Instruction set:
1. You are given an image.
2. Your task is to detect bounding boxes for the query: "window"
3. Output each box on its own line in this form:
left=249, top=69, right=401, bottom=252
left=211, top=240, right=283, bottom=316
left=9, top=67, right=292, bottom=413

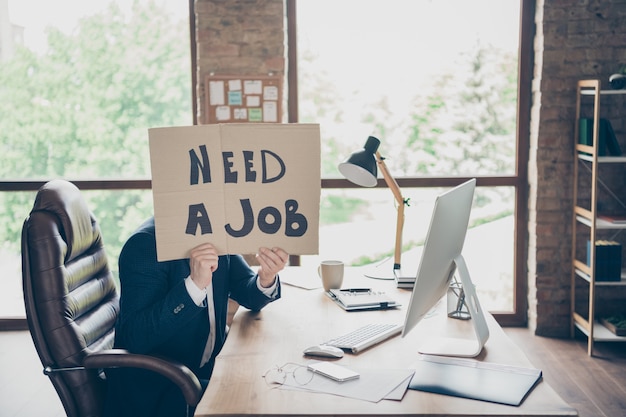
left=292, top=0, right=532, bottom=323
left=0, top=0, right=191, bottom=324
left=1, top=0, right=533, bottom=327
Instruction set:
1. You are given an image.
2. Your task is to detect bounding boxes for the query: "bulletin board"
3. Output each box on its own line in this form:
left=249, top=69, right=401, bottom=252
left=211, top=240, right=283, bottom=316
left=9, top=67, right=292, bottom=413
left=204, top=75, right=282, bottom=124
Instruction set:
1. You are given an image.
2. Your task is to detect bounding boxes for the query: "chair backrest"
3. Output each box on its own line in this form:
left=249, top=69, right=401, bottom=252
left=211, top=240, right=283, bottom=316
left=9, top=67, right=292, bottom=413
left=22, top=180, right=119, bottom=417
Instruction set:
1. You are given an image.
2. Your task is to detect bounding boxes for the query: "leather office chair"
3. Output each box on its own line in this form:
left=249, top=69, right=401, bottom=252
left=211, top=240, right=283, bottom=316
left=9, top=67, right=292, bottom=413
left=21, top=180, right=202, bottom=417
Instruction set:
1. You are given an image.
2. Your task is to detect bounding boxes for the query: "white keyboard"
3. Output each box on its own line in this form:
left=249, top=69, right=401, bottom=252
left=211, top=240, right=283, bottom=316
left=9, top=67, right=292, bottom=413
left=323, top=323, right=403, bottom=353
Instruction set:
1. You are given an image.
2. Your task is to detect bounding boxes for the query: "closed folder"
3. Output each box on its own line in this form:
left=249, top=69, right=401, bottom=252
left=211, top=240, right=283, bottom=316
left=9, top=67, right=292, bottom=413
left=408, top=355, right=542, bottom=406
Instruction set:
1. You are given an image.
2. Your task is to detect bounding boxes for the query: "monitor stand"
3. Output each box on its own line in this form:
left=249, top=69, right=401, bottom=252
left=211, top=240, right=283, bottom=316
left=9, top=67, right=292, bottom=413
left=417, top=255, right=490, bottom=358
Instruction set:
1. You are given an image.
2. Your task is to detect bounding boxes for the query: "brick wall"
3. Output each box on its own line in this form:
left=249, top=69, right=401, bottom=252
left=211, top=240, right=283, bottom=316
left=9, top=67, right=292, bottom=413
left=194, top=0, right=285, bottom=123
left=529, top=0, right=626, bottom=336
left=193, top=0, right=626, bottom=336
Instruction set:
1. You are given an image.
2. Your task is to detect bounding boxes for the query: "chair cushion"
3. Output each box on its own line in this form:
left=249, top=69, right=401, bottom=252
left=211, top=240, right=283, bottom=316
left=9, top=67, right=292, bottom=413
left=26, top=179, right=119, bottom=359
left=32, top=179, right=99, bottom=263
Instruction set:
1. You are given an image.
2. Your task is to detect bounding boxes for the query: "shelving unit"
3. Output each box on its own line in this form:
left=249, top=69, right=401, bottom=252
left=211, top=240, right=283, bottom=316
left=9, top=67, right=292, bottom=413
left=571, top=79, right=626, bottom=356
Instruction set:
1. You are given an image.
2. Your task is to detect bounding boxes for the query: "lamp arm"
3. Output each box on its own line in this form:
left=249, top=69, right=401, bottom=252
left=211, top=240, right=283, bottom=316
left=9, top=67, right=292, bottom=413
left=375, top=151, right=405, bottom=207
left=375, top=151, right=407, bottom=270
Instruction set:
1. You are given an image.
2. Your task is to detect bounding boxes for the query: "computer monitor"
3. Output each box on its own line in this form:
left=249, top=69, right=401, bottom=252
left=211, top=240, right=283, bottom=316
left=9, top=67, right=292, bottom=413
left=400, top=178, right=489, bottom=357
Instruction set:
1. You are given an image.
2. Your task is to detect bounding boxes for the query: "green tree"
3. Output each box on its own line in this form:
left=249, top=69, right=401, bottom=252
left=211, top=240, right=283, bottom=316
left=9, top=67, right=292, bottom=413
left=297, top=41, right=517, bottom=234
left=0, top=1, right=191, bottom=268
left=403, top=43, right=517, bottom=177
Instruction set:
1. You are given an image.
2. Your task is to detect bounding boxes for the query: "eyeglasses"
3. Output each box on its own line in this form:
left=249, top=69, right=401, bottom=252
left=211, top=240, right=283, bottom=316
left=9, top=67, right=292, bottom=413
left=262, top=362, right=314, bottom=388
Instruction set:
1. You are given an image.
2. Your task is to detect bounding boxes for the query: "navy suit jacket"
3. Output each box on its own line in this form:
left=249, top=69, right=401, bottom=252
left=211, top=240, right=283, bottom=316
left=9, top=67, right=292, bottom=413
left=105, top=217, right=280, bottom=417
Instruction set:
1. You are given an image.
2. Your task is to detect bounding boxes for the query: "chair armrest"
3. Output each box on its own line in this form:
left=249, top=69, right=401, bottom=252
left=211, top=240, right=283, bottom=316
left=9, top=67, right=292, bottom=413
left=83, top=349, right=202, bottom=407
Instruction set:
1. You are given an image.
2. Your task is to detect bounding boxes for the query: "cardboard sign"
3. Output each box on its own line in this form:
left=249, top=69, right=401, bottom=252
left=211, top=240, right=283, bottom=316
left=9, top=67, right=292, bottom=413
left=149, top=123, right=320, bottom=261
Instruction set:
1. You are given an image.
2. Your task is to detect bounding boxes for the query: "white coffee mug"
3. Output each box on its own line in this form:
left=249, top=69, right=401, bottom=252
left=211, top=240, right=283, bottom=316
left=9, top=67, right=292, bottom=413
left=318, top=260, right=344, bottom=292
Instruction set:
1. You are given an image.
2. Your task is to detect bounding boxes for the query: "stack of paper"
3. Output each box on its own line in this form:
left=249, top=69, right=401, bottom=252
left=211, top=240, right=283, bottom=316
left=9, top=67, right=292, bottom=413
left=280, top=364, right=415, bottom=402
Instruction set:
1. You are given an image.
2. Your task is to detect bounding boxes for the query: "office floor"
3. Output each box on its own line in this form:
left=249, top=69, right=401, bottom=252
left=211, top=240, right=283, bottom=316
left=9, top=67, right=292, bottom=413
left=504, top=327, right=626, bottom=417
left=1, top=328, right=625, bottom=417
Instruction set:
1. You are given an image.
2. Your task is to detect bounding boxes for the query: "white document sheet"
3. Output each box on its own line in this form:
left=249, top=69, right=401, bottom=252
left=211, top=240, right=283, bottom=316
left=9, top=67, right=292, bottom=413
left=278, top=266, right=322, bottom=290
left=280, top=366, right=415, bottom=403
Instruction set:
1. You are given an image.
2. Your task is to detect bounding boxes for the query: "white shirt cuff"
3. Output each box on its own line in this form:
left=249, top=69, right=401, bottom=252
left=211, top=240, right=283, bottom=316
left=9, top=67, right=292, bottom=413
left=185, top=276, right=208, bottom=306
left=256, top=275, right=279, bottom=298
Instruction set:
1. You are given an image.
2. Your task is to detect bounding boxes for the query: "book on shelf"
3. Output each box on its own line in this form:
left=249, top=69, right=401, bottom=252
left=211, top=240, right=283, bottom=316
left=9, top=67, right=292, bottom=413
left=604, top=119, right=623, bottom=156
left=598, top=214, right=626, bottom=224
left=600, top=316, right=626, bottom=336
left=578, top=118, right=622, bottom=156
left=587, top=240, right=622, bottom=282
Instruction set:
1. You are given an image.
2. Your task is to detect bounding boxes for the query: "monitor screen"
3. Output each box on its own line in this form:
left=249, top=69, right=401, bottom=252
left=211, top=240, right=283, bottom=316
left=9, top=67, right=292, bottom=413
left=400, top=178, right=489, bottom=357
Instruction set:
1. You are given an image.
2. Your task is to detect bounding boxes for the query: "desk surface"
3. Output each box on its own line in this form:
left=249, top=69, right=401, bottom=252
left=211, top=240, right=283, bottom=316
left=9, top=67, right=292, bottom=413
left=195, top=267, right=577, bottom=417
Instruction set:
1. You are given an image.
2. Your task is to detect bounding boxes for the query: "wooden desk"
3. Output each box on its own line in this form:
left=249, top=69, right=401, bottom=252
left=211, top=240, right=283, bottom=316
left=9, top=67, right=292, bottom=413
left=195, top=267, right=577, bottom=417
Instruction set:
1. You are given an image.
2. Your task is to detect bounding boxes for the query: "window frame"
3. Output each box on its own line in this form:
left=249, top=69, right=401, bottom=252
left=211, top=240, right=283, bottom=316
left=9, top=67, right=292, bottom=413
left=285, top=0, right=534, bottom=326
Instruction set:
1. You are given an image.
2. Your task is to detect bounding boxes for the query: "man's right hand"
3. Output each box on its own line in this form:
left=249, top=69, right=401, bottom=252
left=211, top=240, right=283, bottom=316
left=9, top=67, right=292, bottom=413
left=189, top=243, right=219, bottom=290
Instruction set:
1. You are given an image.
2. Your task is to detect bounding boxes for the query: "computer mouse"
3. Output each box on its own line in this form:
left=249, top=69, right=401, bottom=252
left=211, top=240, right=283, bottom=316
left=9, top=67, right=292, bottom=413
left=303, top=344, right=344, bottom=359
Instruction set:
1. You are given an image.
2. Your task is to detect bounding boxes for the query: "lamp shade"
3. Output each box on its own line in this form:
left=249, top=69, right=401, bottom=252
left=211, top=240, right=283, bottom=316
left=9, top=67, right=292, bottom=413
left=338, top=136, right=381, bottom=187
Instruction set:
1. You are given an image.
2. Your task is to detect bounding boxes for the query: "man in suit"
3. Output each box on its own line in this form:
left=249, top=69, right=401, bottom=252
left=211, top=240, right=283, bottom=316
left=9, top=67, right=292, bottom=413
left=105, top=217, right=287, bottom=417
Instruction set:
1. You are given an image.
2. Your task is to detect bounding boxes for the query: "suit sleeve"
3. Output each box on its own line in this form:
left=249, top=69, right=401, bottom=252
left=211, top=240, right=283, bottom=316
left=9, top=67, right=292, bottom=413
left=227, top=254, right=281, bottom=311
left=115, top=230, right=206, bottom=353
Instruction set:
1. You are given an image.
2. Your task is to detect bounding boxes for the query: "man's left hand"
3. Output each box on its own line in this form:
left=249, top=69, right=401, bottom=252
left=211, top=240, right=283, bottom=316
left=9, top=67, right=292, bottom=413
left=256, top=247, right=288, bottom=287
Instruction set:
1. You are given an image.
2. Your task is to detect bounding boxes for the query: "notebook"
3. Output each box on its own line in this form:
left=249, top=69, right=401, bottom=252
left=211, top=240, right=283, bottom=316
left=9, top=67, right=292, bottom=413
left=408, top=354, right=543, bottom=406
left=326, top=288, right=400, bottom=311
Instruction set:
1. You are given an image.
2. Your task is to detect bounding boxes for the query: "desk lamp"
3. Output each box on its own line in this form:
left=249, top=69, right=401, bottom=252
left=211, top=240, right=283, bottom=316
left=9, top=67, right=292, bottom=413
left=338, top=136, right=411, bottom=280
